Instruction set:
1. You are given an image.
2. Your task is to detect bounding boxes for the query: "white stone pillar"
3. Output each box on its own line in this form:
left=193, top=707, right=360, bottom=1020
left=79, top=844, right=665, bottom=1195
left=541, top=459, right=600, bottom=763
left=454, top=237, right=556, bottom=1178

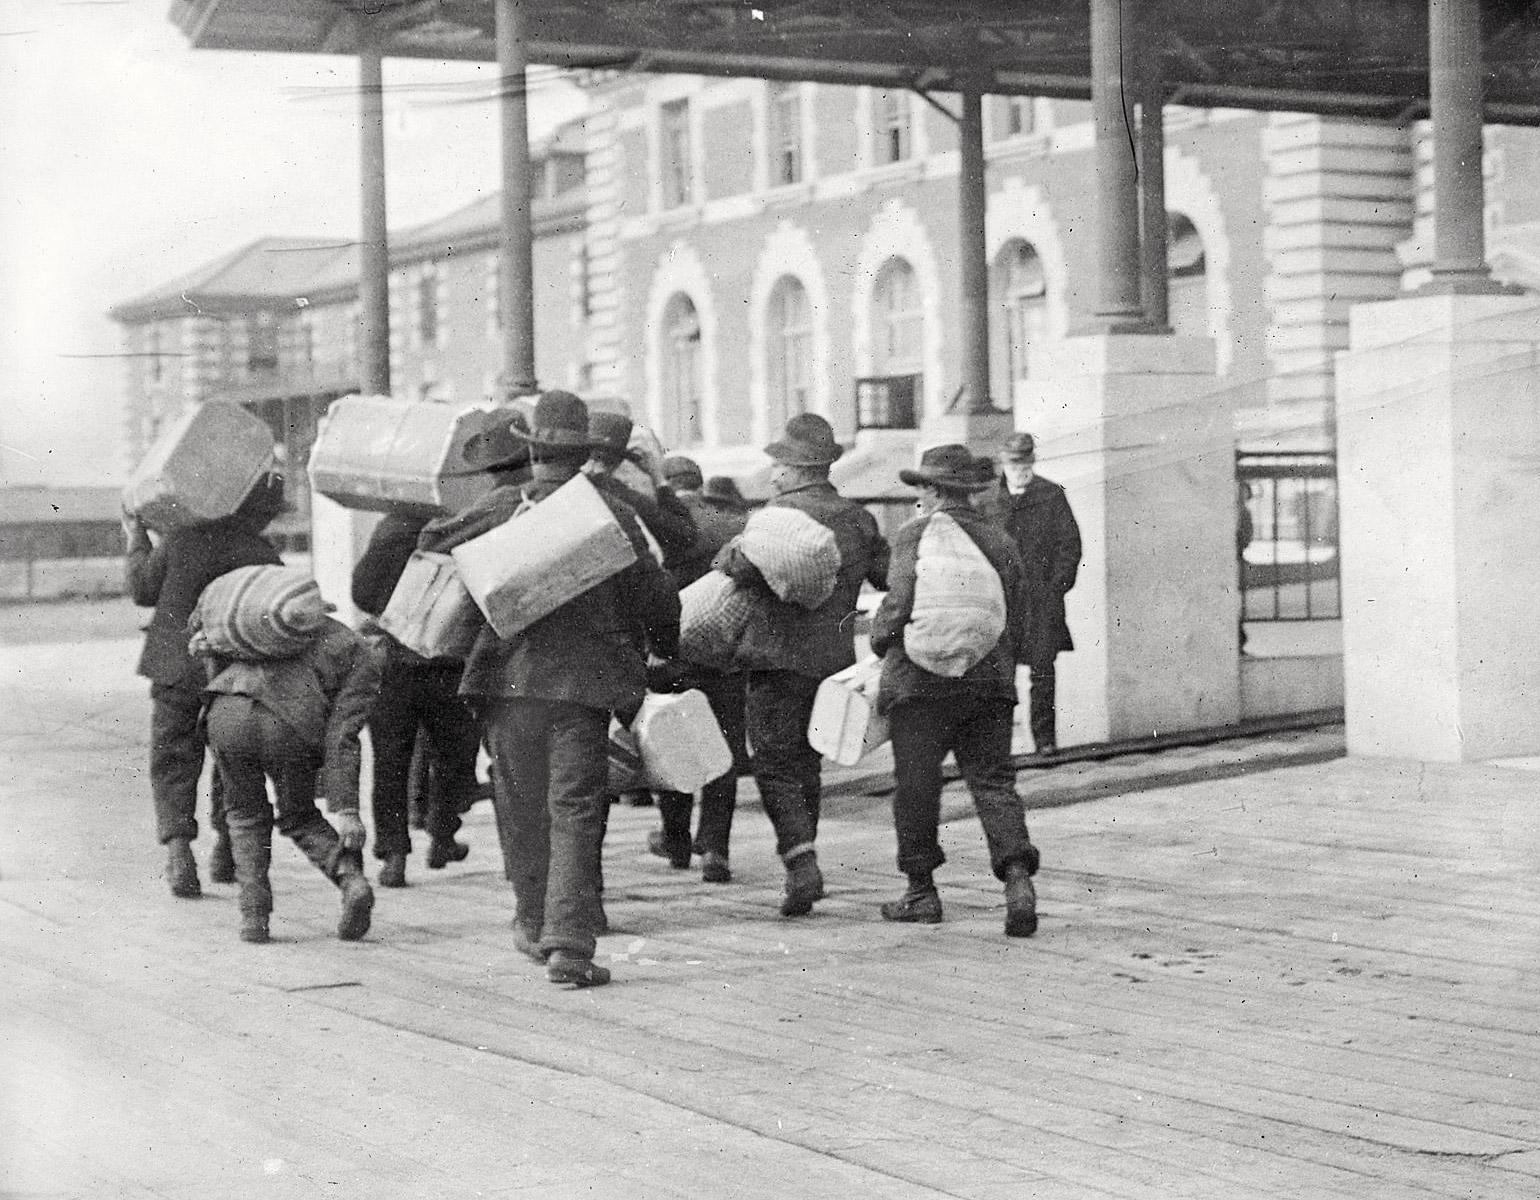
left=1016, top=334, right=1237, bottom=745
left=1334, top=293, right=1540, bottom=760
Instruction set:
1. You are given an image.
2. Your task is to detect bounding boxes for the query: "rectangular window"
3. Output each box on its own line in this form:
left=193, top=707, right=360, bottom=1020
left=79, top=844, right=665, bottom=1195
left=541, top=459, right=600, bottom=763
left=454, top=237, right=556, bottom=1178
left=661, top=99, right=693, bottom=208
left=876, top=91, right=911, bottom=164
left=1002, top=97, right=1035, bottom=138
left=770, top=82, right=803, bottom=186
left=247, top=313, right=279, bottom=375
left=855, top=374, right=920, bottom=430
left=417, top=264, right=440, bottom=348
left=1237, top=453, right=1340, bottom=622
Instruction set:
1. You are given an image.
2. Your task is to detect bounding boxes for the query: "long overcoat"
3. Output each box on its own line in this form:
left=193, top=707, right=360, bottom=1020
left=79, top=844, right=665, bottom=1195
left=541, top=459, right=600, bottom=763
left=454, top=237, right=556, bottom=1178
left=982, top=474, right=1081, bottom=665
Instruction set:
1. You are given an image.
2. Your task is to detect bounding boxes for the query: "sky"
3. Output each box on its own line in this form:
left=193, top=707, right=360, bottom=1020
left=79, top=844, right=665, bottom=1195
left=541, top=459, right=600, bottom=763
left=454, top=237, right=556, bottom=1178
left=0, top=0, right=584, bottom=488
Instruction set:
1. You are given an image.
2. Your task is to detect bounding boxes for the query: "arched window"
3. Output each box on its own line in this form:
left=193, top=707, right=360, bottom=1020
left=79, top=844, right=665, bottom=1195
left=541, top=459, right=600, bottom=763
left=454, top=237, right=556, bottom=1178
left=660, top=292, right=703, bottom=446
left=992, top=240, right=1048, bottom=402
left=872, top=257, right=922, bottom=376
left=1167, top=213, right=1208, bottom=337
left=766, top=276, right=811, bottom=430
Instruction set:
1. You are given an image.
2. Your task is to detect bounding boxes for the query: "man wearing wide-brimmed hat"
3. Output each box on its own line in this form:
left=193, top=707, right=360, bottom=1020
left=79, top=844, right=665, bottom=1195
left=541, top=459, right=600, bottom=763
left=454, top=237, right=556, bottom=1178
left=716, top=413, right=889, bottom=916
left=419, top=391, right=681, bottom=988
left=869, top=444, right=1040, bottom=936
left=349, top=414, right=531, bottom=891
left=585, top=410, right=699, bottom=571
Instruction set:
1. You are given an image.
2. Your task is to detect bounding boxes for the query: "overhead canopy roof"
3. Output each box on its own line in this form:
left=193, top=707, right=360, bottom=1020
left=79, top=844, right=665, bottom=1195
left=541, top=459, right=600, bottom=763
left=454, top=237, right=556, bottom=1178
left=173, top=0, right=1540, bottom=124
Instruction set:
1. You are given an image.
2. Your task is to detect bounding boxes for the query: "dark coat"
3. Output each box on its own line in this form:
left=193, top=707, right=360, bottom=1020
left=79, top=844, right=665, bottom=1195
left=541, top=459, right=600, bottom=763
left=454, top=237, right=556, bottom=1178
left=869, top=501, right=1026, bottom=714
left=981, top=474, right=1081, bottom=664
left=671, top=492, right=750, bottom=588
left=203, top=618, right=383, bottom=813
left=419, top=478, right=681, bottom=715
left=717, top=480, right=889, bottom=681
left=589, top=472, right=698, bottom=575
left=127, top=517, right=282, bottom=690
left=350, top=511, right=431, bottom=619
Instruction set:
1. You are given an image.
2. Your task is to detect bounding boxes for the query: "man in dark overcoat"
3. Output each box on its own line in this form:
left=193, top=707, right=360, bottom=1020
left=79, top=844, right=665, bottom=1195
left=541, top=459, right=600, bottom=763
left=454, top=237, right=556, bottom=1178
left=419, top=392, right=680, bottom=988
left=125, top=473, right=285, bottom=898
left=988, top=432, right=1081, bottom=757
left=869, top=444, right=1040, bottom=936
left=349, top=422, right=530, bottom=888
left=717, top=413, right=889, bottom=916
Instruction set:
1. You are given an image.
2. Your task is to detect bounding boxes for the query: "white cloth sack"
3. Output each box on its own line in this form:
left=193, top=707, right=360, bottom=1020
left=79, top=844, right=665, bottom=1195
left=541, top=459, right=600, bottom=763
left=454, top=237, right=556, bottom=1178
left=807, top=656, right=888, bottom=765
left=904, top=511, right=1007, bottom=678
left=678, top=571, right=755, bottom=670
left=739, top=506, right=842, bottom=609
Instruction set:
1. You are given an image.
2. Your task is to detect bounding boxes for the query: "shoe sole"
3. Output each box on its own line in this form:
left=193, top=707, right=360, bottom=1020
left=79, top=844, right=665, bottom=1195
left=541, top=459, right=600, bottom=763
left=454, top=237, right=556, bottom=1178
left=880, top=907, right=943, bottom=924
left=547, top=960, right=611, bottom=987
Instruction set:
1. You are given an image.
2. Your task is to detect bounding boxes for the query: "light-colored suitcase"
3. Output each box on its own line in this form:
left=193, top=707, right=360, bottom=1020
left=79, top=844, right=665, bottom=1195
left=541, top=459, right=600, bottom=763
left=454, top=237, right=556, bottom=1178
left=307, top=394, right=506, bottom=515
left=632, top=689, right=734, bottom=793
left=451, top=471, right=637, bottom=639
left=807, top=656, right=889, bottom=765
left=122, top=402, right=275, bottom=530
left=377, top=551, right=482, bottom=660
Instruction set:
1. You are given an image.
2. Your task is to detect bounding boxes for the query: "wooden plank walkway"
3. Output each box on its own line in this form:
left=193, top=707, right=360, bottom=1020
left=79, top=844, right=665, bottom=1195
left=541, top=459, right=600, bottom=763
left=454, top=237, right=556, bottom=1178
left=2, top=633, right=1538, bottom=1199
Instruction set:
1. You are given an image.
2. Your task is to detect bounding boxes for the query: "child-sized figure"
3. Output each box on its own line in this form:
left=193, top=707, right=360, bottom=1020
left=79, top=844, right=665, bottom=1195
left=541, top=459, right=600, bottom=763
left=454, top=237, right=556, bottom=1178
left=198, top=603, right=384, bottom=944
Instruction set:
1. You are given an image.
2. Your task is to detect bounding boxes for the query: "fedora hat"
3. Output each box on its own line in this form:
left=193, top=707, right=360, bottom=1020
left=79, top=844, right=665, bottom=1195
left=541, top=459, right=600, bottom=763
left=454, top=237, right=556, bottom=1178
left=899, top=443, right=992, bottom=492
left=662, top=454, right=703, bottom=490
left=455, top=408, right=532, bottom=475
left=507, top=390, right=593, bottom=452
left=765, top=413, right=844, bottom=467
left=589, top=410, right=635, bottom=457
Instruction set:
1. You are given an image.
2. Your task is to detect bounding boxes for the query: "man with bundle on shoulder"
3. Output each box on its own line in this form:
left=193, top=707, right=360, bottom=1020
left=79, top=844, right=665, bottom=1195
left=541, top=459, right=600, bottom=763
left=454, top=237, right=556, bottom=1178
left=869, top=444, right=1040, bottom=937
left=419, top=391, right=680, bottom=988
left=715, top=413, right=889, bottom=917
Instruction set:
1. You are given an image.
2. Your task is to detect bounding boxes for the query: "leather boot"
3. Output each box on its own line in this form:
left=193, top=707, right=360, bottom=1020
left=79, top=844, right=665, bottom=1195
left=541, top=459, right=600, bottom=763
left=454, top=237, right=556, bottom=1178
left=426, top=838, right=469, bottom=869
left=646, top=829, right=693, bottom=869
left=511, top=917, right=546, bottom=964
left=336, top=856, right=375, bottom=942
left=880, top=879, right=943, bottom=924
left=165, top=838, right=201, bottom=898
left=547, top=950, right=611, bottom=988
left=229, top=824, right=273, bottom=943
left=1004, top=862, right=1038, bottom=938
left=780, top=851, right=824, bottom=917
left=700, top=851, right=731, bottom=884
left=208, top=834, right=236, bottom=885
left=378, top=851, right=408, bottom=888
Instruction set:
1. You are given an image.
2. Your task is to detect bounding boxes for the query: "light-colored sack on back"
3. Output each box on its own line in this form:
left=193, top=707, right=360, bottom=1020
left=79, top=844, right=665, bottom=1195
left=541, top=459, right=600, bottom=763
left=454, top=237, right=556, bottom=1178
left=189, top=565, right=332, bottom=662
left=738, top=506, right=842, bottom=609
left=904, top=511, right=1007, bottom=678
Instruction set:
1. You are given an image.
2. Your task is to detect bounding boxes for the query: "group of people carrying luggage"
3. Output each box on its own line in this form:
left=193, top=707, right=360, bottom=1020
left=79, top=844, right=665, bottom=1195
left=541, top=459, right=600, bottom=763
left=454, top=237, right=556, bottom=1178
left=126, top=390, right=1082, bottom=988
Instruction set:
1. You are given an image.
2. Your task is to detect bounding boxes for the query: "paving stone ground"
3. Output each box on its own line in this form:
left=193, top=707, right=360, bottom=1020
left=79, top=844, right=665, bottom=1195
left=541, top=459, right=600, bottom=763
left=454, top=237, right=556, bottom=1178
left=3, top=615, right=1538, bottom=1199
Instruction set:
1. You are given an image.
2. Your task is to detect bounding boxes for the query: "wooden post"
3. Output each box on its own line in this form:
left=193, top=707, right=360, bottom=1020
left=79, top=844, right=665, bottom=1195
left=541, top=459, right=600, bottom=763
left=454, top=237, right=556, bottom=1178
left=357, top=20, right=391, bottom=395
left=1138, top=30, right=1171, bottom=332
left=496, top=0, right=538, bottom=395
left=958, top=87, right=992, bottom=411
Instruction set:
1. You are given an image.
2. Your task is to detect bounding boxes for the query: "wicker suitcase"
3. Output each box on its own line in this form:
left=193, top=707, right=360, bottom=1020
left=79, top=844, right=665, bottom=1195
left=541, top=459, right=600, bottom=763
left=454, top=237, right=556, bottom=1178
left=451, top=472, right=637, bottom=639
left=377, top=551, right=481, bottom=661
left=807, top=656, right=888, bottom=765
left=307, top=394, right=507, bottom=515
left=122, top=402, right=275, bottom=530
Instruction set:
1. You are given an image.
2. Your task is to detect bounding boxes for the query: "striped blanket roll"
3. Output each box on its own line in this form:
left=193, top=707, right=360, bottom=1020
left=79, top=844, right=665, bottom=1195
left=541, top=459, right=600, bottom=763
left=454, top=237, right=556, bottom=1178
left=189, top=565, right=333, bottom=661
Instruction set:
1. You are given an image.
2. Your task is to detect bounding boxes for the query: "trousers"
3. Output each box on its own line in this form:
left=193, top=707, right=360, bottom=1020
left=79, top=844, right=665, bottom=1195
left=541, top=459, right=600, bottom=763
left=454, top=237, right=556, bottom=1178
left=744, top=669, right=823, bottom=862
left=483, top=698, right=609, bottom=959
left=656, top=669, right=748, bottom=858
left=149, top=682, right=226, bottom=845
left=368, top=657, right=480, bottom=858
left=1025, top=657, right=1057, bottom=749
left=888, top=693, right=1037, bottom=883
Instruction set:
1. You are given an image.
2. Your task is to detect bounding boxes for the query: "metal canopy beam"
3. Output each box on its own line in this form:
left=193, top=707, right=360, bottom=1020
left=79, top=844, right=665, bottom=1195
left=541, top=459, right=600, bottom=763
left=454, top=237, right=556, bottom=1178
left=170, top=0, right=1540, bottom=126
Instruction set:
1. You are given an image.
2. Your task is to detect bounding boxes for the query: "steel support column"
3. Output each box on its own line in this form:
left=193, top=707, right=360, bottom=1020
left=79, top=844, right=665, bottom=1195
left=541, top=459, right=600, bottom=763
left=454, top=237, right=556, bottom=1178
left=1138, top=38, right=1171, bottom=332
left=1424, top=0, right=1504, bottom=292
left=357, top=21, right=390, bottom=395
left=1084, top=0, right=1147, bottom=331
left=496, top=0, right=538, bottom=395
left=958, top=88, right=992, bottom=411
